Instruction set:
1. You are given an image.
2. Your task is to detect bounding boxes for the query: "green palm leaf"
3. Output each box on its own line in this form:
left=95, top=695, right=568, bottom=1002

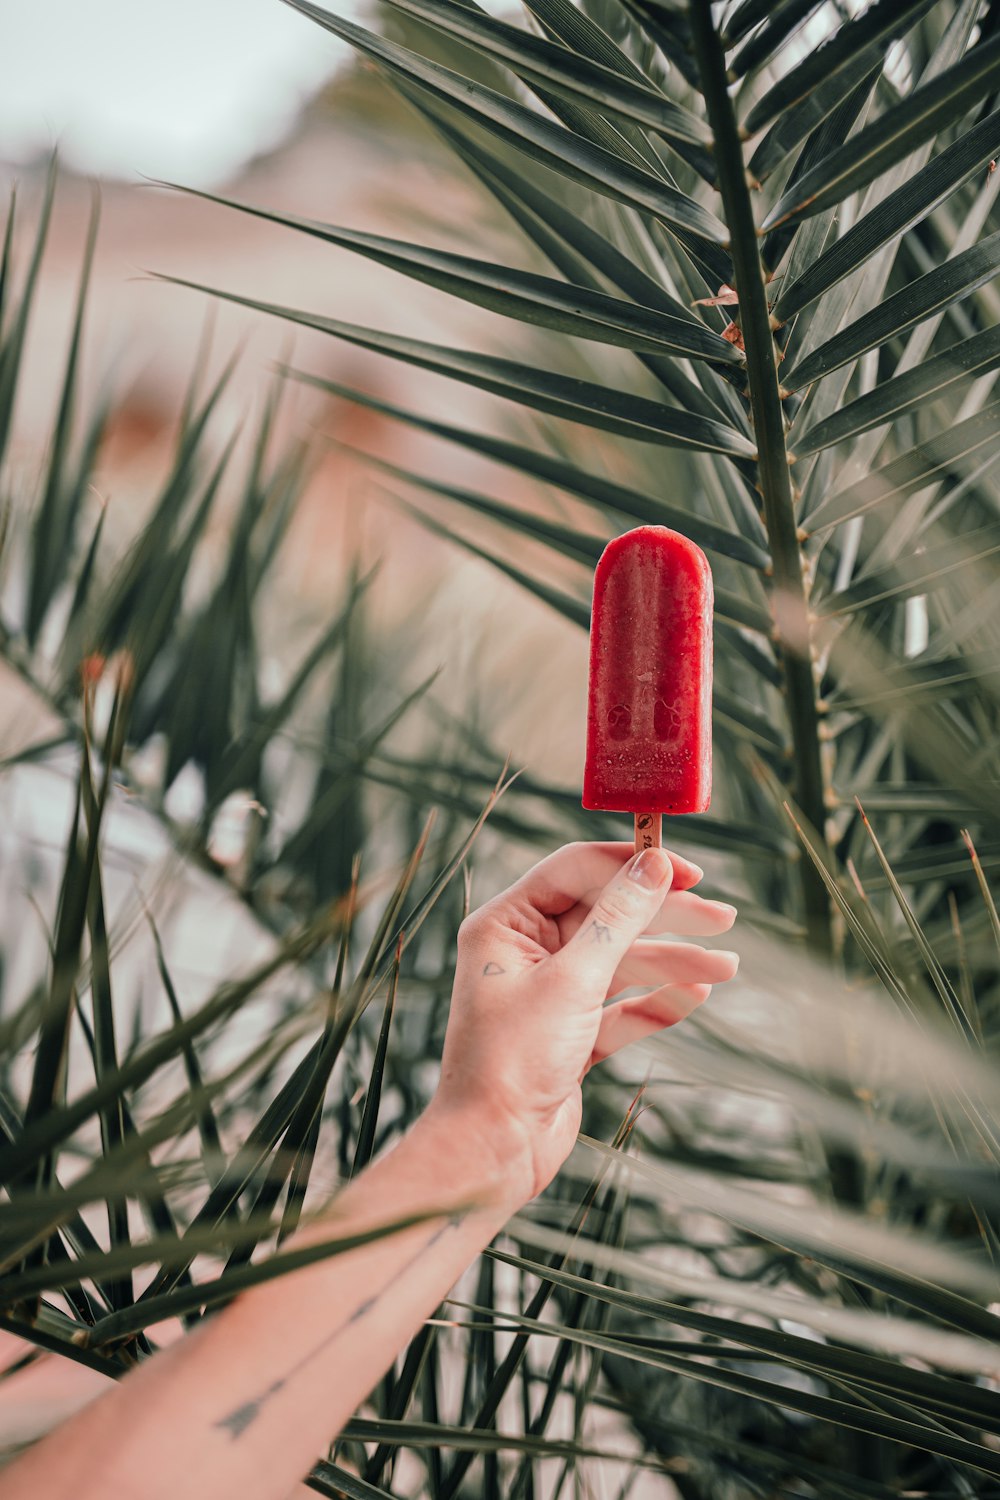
left=819, top=520, right=1000, bottom=616
left=157, top=274, right=755, bottom=456
left=280, top=0, right=729, bottom=248
left=774, top=102, right=1000, bottom=319
left=804, top=398, right=1000, bottom=529
left=764, top=32, right=1000, bottom=231
left=379, top=0, right=712, bottom=151
left=0, top=159, right=55, bottom=475
left=793, top=323, right=1000, bottom=453
left=292, top=370, right=768, bottom=566
left=157, top=183, right=741, bottom=366
left=784, top=227, right=1000, bottom=388
left=745, top=0, right=954, bottom=136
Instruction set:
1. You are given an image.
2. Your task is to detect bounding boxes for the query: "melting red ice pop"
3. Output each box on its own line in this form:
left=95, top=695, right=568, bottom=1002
left=583, top=526, right=713, bottom=853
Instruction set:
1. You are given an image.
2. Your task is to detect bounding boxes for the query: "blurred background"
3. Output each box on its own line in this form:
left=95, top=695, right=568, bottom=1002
left=1, top=0, right=590, bottom=788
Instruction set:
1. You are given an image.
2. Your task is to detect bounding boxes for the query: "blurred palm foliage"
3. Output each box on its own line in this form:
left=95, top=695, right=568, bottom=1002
left=4, top=0, right=1000, bottom=1493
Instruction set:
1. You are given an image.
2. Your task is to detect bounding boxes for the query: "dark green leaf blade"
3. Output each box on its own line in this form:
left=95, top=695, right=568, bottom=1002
left=759, top=69, right=882, bottom=276
left=26, top=194, right=100, bottom=647
left=721, top=0, right=775, bottom=47
left=491, top=1247, right=1000, bottom=1421
left=395, top=490, right=772, bottom=634
left=419, top=103, right=706, bottom=323
left=431, top=1301, right=1000, bottom=1478
left=774, top=103, right=1000, bottom=319
left=339, top=443, right=772, bottom=596
left=404, top=94, right=740, bottom=418
left=818, top=520, right=1000, bottom=616
left=378, top=0, right=712, bottom=149
left=351, top=943, right=401, bottom=1178
left=156, top=274, right=756, bottom=458
left=784, top=227, right=1000, bottom=389
left=0, top=158, right=56, bottom=475
left=792, top=324, right=1000, bottom=454
left=0, top=920, right=329, bottom=1188
left=749, top=47, right=885, bottom=186
left=746, top=0, right=956, bottom=137
left=512, top=0, right=713, bottom=182
left=763, top=32, right=1000, bottom=232
left=149, top=919, right=227, bottom=1167
left=280, top=0, right=729, bottom=246
left=295, top=372, right=768, bottom=566
left=617, top=0, right=699, bottom=90
left=803, top=397, right=1000, bottom=530
left=308, top=1462, right=400, bottom=1500
left=729, top=0, right=826, bottom=81
left=155, top=183, right=741, bottom=367
left=78, top=817, right=132, bottom=1310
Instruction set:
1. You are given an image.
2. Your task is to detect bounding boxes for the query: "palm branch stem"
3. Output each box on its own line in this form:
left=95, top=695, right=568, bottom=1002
left=687, top=2, right=832, bottom=953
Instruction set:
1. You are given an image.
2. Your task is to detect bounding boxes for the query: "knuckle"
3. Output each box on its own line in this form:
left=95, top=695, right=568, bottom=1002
left=591, top=886, right=638, bottom=928
left=458, top=900, right=494, bottom=948
left=559, top=839, right=594, bottom=871
left=457, top=910, right=486, bottom=949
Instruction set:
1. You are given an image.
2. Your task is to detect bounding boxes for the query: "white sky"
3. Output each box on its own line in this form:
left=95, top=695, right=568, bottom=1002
left=0, top=0, right=347, bottom=185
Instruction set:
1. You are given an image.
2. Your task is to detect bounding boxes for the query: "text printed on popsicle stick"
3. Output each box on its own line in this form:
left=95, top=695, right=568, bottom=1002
left=634, top=813, right=662, bottom=853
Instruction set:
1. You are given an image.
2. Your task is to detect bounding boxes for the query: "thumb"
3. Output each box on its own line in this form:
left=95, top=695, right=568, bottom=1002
left=556, top=847, right=673, bottom=989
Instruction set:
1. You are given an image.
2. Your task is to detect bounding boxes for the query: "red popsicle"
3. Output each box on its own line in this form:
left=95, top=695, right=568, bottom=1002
left=583, top=526, right=712, bottom=852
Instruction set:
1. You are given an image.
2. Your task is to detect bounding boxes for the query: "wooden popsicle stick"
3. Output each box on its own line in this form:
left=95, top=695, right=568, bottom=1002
left=634, top=813, right=662, bottom=854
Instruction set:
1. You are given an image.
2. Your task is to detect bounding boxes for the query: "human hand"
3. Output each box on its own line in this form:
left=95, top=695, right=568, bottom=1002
left=429, top=841, right=739, bottom=1209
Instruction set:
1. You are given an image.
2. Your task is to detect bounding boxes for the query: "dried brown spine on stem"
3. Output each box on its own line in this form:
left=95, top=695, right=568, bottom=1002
left=634, top=813, right=662, bottom=854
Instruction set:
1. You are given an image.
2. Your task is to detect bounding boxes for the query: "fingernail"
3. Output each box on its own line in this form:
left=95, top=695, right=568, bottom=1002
left=714, top=902, right=738, bottom=920
left=717, top=949, right=740, bottom=972
left=628, top=848, right=672, bottom=890
left=688, top=862, right=705, bottom=881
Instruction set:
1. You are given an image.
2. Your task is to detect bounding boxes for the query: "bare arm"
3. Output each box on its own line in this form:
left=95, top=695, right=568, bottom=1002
left=0, top=843, right=737, bottom=1500
left=2, top=1107, right=516, bottom=1500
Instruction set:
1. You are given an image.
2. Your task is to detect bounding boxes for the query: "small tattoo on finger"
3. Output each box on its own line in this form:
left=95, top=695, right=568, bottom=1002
left=590, top=922, right=612, bottom=944
left=482, top=961, right=505, bottom=976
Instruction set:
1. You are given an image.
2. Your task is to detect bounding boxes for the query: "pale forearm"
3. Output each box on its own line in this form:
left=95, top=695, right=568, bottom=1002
left=1, top=1106, right=520, bottom=1500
